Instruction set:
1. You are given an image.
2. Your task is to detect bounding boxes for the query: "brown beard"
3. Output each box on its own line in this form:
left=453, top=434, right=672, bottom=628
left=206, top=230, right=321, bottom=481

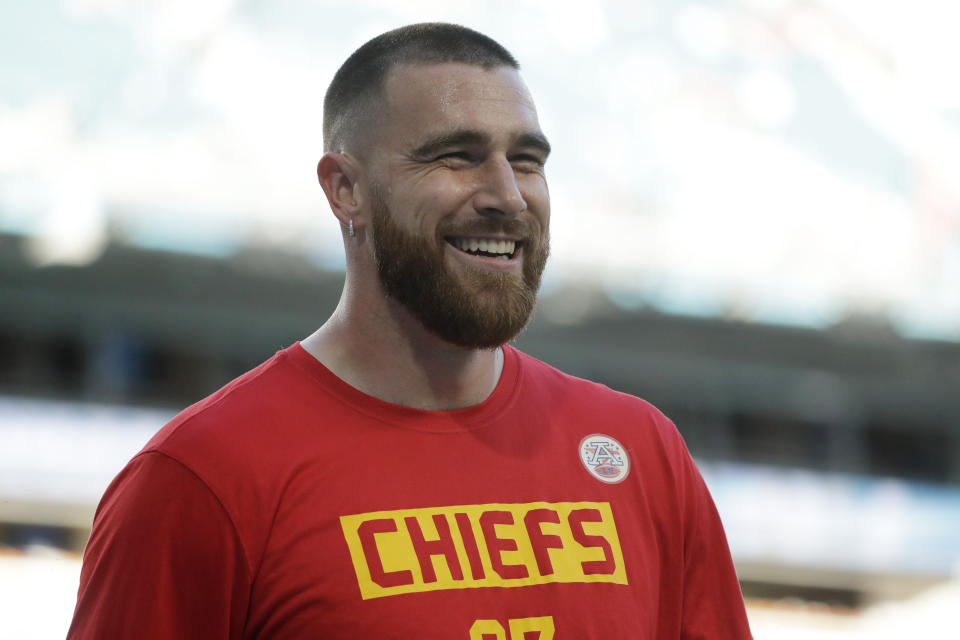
left=370, top=187, right=549, bottom=349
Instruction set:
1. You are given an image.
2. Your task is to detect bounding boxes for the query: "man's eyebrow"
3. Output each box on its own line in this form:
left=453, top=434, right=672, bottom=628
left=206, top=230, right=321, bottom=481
left=516, top=132, right=551, bottom=158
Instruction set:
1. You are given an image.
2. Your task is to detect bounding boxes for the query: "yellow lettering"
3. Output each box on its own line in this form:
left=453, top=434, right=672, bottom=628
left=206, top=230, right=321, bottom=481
left=470, top=619, right=507, bottom=640
left=340, top=502, right=626, bottom=600
left=469, top=616, right=556, bottom=639
left=509, top=616, right=555, bottom=639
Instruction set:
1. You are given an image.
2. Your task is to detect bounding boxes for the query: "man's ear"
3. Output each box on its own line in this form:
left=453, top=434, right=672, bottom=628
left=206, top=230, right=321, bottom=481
left=317, top=152, right=364, bottom=230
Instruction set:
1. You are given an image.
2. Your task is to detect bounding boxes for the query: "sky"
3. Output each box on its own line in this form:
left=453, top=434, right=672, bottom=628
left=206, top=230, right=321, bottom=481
left=2, top=0, right=959, bottom=339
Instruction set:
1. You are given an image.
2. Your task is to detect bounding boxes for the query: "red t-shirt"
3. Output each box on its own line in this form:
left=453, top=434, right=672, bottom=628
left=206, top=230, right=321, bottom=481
left=68, top=343, right=752, bottom=639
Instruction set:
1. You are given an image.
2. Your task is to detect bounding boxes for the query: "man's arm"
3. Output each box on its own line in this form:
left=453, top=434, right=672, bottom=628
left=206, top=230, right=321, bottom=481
left=68, top=451, right=251, bottom=639
left=679, top=449, right=753, bottom=640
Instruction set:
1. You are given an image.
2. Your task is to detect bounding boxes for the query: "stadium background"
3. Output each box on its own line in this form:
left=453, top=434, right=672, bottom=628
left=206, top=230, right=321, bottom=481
left=1, top=0, right=958, bottom=636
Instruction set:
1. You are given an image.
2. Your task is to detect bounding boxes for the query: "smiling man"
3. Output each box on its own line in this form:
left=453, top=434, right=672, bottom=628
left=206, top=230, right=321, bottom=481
left=68, top=24, right=752, bottom=639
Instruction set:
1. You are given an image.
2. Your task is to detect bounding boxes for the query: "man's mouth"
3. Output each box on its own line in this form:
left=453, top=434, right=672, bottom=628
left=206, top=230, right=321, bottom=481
left=446, top=237, right=521, bottom=260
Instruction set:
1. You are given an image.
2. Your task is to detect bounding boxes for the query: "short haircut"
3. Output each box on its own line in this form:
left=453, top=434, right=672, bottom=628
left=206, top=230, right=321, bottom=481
left=323, top=23, right=520, bottom=153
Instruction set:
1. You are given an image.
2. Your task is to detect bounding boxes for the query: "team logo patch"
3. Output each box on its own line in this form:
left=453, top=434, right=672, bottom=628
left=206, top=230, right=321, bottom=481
left=579, top=434, right=630, bottom=484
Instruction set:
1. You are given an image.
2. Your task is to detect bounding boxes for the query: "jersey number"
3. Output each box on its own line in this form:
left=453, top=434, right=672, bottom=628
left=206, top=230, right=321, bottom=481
left=469, top=616, right=555, bottom=639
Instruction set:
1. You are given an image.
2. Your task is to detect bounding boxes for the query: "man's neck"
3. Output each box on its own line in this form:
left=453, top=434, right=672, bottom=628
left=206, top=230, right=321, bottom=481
left=300, top=300, right=505, bottom=411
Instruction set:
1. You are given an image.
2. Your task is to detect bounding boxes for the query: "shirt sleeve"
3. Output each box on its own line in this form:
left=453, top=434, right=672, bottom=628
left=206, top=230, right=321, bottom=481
left=678, top=447, right=753, bottom=640
left=67, top=451, right=252, bottom=640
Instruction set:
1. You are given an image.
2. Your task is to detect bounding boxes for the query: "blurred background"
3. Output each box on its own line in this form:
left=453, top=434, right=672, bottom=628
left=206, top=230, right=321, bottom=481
left=1, top=0, right=959, bottom=637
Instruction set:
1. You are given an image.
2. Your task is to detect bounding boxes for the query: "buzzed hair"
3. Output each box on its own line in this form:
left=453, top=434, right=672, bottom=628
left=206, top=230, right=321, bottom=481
left=323, top=23, right=520, bottom=153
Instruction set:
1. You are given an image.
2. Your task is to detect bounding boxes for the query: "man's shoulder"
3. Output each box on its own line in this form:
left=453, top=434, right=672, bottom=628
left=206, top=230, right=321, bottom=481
left=91, top=347, right=317, bottom=588
left=511, top=345, right=691, bottom=471
left=512, top=346, right=666, bottom=417
left=141, top=344, right=321, bottom=467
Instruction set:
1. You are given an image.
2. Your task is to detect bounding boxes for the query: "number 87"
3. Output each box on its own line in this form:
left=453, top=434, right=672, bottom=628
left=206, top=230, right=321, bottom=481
left=469, top=616, right=555, bottom=639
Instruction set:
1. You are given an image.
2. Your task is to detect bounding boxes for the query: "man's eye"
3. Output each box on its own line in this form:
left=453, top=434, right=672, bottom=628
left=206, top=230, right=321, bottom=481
left=511, top=154, right=546, bottom=170
left=436, top=151, right=473, bottom=163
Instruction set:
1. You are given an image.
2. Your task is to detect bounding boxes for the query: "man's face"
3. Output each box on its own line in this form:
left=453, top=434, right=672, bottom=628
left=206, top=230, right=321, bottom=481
left=365, top=63, right=551, bottom=349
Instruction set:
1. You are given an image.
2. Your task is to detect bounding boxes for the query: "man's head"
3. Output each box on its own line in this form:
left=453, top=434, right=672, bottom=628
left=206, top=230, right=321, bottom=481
left=320, top=24, right=551, bottom=349
left=323, top=23, right=519, bottom=156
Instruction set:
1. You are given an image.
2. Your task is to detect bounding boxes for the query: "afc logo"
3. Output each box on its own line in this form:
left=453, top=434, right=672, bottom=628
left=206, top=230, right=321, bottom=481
left=579, top=434, right=630, bottom=484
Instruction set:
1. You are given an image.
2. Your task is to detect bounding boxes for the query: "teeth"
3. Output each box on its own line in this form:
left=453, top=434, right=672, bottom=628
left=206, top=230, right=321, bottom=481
left=453, top=238, right=516, bottom=256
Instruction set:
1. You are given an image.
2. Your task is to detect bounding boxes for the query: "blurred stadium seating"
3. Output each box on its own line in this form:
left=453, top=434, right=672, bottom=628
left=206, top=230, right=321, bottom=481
left=2, top=232, right=958, bottom=614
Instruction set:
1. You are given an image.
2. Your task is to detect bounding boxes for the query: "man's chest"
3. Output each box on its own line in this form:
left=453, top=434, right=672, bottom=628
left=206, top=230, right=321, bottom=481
left=239, top=432, right=677, bottom=639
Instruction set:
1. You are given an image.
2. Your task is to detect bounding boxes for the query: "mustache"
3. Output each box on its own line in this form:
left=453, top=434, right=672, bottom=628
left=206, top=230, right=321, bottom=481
left=437, top=217, right=542, bottom=240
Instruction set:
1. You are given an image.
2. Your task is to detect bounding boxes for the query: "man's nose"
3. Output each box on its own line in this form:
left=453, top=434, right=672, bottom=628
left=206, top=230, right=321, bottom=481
left=471, top=156, right=527, bottom=216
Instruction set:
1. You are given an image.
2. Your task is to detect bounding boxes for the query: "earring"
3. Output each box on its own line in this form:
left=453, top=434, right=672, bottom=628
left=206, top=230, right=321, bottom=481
left=348, top=219, right=355, bottom=237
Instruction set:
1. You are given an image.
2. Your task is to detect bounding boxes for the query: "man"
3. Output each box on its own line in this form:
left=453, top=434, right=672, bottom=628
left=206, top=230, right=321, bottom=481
left=69, top=23, right=752, bottom=639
